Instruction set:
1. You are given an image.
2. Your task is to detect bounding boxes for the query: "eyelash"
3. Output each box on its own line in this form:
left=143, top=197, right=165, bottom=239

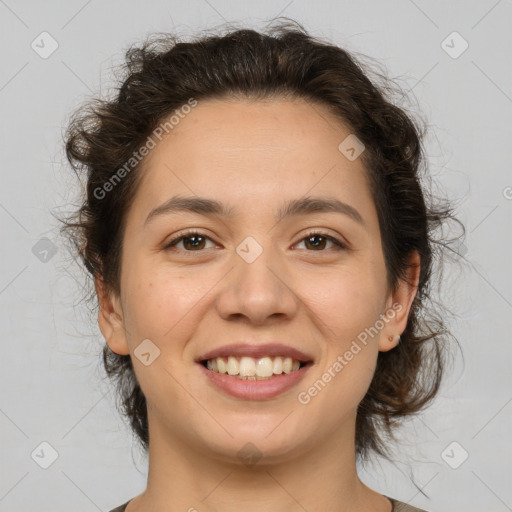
left=163, top=229, right=347, bottom=253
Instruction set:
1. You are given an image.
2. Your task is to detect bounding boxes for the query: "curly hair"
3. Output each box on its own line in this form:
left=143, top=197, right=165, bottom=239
left=60, top=19, right=461, bottom=463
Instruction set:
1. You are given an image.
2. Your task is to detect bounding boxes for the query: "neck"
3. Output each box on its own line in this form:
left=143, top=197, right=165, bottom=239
left=127, top=414, right=390, bottom=512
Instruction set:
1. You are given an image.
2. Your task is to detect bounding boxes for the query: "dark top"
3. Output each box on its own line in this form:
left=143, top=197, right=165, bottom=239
left=109, top=495, right=429, bottom=511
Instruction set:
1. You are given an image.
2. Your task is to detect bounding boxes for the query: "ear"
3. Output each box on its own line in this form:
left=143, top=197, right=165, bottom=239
left=95, top=276, right=130, bottom=356
left=378, top=250, right=421, bottom=352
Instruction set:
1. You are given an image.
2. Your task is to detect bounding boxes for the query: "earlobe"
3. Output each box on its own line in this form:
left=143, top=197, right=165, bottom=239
left=95, top=277, right=130, bottom=356
left=378, top=251, right=420, bottom=352
left=379, top=332, right=402, bottom=353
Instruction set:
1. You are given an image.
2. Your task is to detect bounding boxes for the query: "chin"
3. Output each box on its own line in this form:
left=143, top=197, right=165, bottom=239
left=198, top=418, right=312, bottom=466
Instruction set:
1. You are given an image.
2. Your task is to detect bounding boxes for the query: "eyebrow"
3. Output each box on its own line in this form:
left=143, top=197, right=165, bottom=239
left=144, top=195, right=365, bottom=227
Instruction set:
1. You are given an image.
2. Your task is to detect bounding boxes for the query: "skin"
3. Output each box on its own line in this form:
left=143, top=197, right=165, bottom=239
left=97, top=97, right=420, bottom=512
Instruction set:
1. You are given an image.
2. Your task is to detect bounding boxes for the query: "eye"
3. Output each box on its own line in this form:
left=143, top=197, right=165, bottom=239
left=293, top=231, right=346, bottom=251
left=163, top=229, right=346, bottom=253
left=163, top=230, right=217, bottom=251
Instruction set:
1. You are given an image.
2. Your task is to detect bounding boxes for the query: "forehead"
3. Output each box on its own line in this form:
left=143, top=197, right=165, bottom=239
left=128, top=97, right=375, bottom=226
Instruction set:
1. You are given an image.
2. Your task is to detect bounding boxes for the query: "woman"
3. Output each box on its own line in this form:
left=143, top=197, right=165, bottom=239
left=61, top=19, right=457, bottom=512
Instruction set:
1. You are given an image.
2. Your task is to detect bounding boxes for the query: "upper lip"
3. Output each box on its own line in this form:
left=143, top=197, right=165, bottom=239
left=197, top=343, right=314, bottom=363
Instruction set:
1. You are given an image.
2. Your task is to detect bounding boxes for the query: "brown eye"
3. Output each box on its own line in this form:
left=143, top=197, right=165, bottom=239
left=181, top=235, right=207, bottom=250
left=295, top=231, right=345, bottom=251
left=163, top=230, right=346, bottom=253
left=304, top=234, right=329, bottom=250
left=164, top=231, right=215, bottom=251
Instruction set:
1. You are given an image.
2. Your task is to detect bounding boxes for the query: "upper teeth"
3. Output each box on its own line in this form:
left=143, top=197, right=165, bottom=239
left=206, top=356, right=301, bottom=378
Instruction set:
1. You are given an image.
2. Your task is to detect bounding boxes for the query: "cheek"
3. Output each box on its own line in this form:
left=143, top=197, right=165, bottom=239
left=310, top=266, right=385, bottom=334
left=121, top=269, right=199, bottom=344
left=305, top=268, right=383, bottom=397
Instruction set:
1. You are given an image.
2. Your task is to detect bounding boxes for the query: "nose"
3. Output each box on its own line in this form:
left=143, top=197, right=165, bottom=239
left=215, top=244, right=299, bottom=325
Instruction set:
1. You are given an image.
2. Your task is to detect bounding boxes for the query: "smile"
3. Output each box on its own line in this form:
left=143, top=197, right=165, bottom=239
left=198, top=358, right=313, bottom=400
left=204, top=356, right=303, bottom=380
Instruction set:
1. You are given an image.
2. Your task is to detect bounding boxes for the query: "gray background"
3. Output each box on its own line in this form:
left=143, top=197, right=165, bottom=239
left=1, top=1, right=511, bottom=511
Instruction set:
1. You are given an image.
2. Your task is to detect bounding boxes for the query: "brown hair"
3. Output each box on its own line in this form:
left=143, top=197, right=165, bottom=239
left=60, top=19, right=461, bottom=463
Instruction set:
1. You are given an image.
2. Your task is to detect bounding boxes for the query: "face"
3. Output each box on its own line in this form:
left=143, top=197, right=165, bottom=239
left=98, top=97, right=418, bottom=464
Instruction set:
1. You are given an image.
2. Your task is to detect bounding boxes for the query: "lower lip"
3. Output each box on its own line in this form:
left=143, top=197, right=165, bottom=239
left=198, top=362, right=312, bottom=400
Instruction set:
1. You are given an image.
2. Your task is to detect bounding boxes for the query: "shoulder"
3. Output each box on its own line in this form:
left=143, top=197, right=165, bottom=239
left=109, top=497, right=431, bottom=512
left=387, top=496, right=431, bottom=512
left=108, top=501, right=131, bottom=512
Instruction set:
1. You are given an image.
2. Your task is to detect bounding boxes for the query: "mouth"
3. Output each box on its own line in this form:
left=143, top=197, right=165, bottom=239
left=196, top=343, right=314, bottom=399
left=200, top=356, right=311, bottom=380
